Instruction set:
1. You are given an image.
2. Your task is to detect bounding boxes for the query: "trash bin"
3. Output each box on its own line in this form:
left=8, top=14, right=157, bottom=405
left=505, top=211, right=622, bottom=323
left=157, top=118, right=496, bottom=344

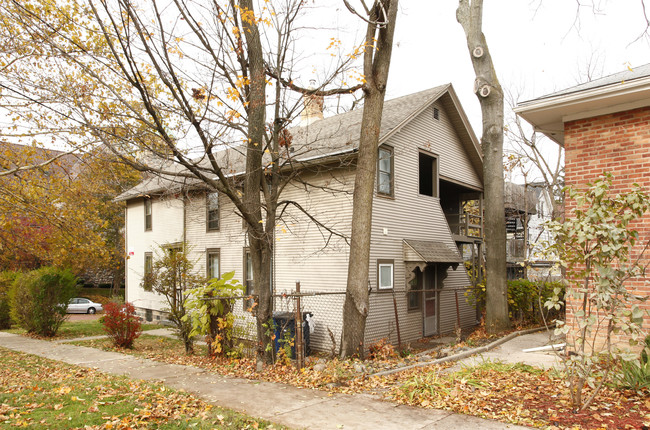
left=272, top=311, right=312, bottom=358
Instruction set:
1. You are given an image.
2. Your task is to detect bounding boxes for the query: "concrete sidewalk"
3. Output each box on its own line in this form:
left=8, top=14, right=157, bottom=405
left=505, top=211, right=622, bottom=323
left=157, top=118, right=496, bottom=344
left=0, top=332, right=532, bottom=430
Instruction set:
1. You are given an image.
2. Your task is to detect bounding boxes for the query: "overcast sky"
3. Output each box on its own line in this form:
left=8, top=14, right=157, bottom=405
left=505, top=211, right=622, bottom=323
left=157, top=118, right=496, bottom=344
left=321, top=1, right=649, bottom=183
left=315, top=1, right=639, bottom=134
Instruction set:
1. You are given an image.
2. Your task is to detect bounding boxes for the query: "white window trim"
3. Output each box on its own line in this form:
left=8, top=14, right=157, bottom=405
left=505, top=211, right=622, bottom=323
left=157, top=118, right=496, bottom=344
left=378, top=262, right=394, bottom=290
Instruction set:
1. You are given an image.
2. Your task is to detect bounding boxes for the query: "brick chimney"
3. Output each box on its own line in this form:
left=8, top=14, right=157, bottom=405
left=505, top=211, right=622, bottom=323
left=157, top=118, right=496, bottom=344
left=300, top=80, right=324, bottom=126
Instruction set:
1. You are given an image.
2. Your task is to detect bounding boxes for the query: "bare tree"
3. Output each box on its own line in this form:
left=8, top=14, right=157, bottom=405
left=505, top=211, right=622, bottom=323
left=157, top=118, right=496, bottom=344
left=457, top=0, right=510, bottom=333
left=0, top=0, right=362, bottom=362
left=341, top=0, right=399, bottom=358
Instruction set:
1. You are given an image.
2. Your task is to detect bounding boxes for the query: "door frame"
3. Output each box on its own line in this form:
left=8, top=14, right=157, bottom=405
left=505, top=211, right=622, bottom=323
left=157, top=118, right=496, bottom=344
left=422, top=264, right=440, bottom=337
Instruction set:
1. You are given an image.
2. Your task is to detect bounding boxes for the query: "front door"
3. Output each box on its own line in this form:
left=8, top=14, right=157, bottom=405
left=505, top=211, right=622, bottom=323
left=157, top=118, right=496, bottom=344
left=423, top=265, right=438, bottom=336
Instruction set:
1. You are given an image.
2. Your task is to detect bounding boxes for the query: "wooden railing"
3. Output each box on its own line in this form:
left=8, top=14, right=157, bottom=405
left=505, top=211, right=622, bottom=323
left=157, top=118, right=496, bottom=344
left=445, top=212, right=483, bottom=238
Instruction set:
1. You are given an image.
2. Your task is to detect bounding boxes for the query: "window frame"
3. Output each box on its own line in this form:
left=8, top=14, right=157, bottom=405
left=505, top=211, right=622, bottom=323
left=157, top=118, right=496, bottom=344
left=243, top=247, right=254, bottom=310
left=206, top=191, right=220, bottom=232
left=206, top=248, right=220, bottom=280
left=418, top=150, right=439, bottom=198
left=377, top=259, right=394, bottom=291
left=377, top=145, right=394, bottom=197
left=407, top=270, right=422, bottom=311
left=144, top=198, right=152, bottom=231
left=144, top=252, right=153, bottom=289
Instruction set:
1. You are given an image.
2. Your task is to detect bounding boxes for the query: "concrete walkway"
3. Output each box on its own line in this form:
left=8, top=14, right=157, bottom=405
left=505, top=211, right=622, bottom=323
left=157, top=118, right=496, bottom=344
left=0, top=331, right=540, bottom=430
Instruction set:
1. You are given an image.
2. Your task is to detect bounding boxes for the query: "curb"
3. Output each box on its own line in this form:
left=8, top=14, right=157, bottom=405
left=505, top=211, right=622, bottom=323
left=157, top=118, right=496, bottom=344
left=370, top=325, right=553, bottom=378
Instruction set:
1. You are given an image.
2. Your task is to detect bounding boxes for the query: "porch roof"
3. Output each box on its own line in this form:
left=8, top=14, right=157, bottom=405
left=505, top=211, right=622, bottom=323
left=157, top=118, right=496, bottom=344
left=402, top=239, right=463, bottom=264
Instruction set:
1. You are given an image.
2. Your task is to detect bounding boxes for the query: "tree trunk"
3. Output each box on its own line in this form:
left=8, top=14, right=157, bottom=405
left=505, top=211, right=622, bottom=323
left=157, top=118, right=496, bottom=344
left=238, top=0, right=273, bottom=363
left=342, top=0, right=399, bottom=358
left=457, top=0, right=510, bottom=334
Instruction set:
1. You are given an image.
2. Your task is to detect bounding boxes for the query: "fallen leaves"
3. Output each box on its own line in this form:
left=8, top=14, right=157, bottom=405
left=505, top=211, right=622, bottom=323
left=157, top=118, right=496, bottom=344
left=385, top=361, right=650, bottom=429
left=71, top=333, right=650, bottom=429
left=0, top=347, right=280, bottom=429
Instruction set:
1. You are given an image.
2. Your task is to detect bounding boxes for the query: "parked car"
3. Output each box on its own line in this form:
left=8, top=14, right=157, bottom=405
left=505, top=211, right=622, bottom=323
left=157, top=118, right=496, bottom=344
left=67, top=298, right=103, bottom=314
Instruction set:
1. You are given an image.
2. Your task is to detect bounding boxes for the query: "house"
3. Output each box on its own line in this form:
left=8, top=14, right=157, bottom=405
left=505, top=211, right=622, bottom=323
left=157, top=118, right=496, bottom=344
left=504, top=181, right=537, bottom=279
left=515, top=63, right=650, bottom=341
left=117, top=84, right=484, bottom=351
left=503, top=181, right=559, bottom=281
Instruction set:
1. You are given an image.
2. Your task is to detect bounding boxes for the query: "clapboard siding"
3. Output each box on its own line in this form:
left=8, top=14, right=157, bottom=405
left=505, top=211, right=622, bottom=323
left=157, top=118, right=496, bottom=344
left=366, top=102, right=480, bottom=347
left=123, top=88, right=482, bottom=353
left=272, top=167, right=354, bottom=349
left=125, top=196, right=184, bottom=312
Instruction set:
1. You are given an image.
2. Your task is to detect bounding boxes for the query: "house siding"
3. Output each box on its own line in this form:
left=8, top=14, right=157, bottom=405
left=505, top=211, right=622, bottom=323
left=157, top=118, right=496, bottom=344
left=122, top=94, right=482, bottom=353
left=271, top=167, right=354, bottom=350
left=125, top=196, right=184, bottom=315
left=366, top=103, right=479, bottom=347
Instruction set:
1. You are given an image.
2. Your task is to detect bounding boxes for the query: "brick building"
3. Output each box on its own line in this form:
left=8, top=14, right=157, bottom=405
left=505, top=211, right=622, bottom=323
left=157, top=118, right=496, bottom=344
left=515, top=64, right=650, bottom=346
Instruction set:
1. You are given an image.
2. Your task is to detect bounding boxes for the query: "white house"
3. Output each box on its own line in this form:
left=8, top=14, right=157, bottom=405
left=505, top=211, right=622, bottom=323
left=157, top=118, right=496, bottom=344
left=116, top=84, right=484, bottom=351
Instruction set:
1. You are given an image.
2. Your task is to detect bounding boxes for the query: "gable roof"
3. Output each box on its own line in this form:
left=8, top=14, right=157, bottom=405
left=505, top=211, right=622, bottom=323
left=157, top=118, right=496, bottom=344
left=515, top=63, right=650, bottom=145
left=116, top=84, right=482, bottom=201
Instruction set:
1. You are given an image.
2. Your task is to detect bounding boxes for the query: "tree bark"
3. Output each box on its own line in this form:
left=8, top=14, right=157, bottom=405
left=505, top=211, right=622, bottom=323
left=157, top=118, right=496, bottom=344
left=342, top=0, right=399, bottom=358
left=457, top=0, right=510, bottom=334
left=238, top=0, right=273, bottom=363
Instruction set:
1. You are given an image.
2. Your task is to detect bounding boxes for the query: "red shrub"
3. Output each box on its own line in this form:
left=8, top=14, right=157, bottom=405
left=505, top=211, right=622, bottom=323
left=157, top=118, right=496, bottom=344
left=102, top=301, right=142, bottom=348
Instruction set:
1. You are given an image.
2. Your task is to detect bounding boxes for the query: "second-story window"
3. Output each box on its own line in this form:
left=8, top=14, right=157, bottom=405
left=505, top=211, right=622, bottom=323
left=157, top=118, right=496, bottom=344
left=144, top=198, right=152, bottom=231
left=419, top=151, right=439, bottom=197
left=377, top=145, right=394, bottom=196
left=207, top=191, right=219, bottom=231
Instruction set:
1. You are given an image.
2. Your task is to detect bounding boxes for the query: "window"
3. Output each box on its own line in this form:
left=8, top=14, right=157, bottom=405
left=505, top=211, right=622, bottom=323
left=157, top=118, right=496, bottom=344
left=419, top=152, right=438, bottom=197
left=206, top=249, right=220, bottom=280
left=207, top=191, right=219, bottom=231
left=407, top=271, right=422, bottom=310
left=144, top=252, right=153, bottom=289
left=433, top=107, right=440, bottom=120
left=377, top=259, right=394, bottom=290
left=144, top=198, right=152, bottom=231
left=244, top=248, right=254, bottom=309
left=377, top=145, right=394, bottom=196
left=244, top=249, right=254, bottom=294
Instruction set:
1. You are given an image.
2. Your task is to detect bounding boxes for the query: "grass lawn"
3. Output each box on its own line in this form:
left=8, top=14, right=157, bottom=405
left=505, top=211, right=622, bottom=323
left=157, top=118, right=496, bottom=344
left=3, top=320, right=165, bottom=339
left=0, top=347, right=285, bottom=429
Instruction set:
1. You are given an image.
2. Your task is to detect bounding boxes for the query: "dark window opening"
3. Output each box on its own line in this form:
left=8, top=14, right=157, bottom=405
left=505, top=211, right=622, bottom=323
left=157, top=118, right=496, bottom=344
left=433, top=107, right=440, bottom=120
left=419, top=152, right=438, bottom=197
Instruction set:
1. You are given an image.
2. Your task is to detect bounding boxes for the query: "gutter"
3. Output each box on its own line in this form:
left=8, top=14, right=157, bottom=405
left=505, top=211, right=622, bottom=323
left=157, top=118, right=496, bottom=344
left=515, top=75, right=650, bottom=113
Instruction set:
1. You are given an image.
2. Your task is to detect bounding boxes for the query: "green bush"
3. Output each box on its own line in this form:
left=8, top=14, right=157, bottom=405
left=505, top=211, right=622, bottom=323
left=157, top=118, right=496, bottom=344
left=614, top=335, right=650, bottom=393
left=0, top=271, right=18, bottom=329
left=467, top=279, right=564, bottom=325
left=9, top=267, right=79, bottom=337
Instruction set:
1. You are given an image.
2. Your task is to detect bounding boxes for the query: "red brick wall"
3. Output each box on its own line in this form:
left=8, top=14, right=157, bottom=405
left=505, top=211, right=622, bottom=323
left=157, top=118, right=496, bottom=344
left=564, top=106, right=650, bottom=348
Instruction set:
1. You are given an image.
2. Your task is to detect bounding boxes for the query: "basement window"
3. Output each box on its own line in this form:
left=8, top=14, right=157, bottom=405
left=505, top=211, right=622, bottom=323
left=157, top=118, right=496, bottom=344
left=419, top=152, right=439, bottom=197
